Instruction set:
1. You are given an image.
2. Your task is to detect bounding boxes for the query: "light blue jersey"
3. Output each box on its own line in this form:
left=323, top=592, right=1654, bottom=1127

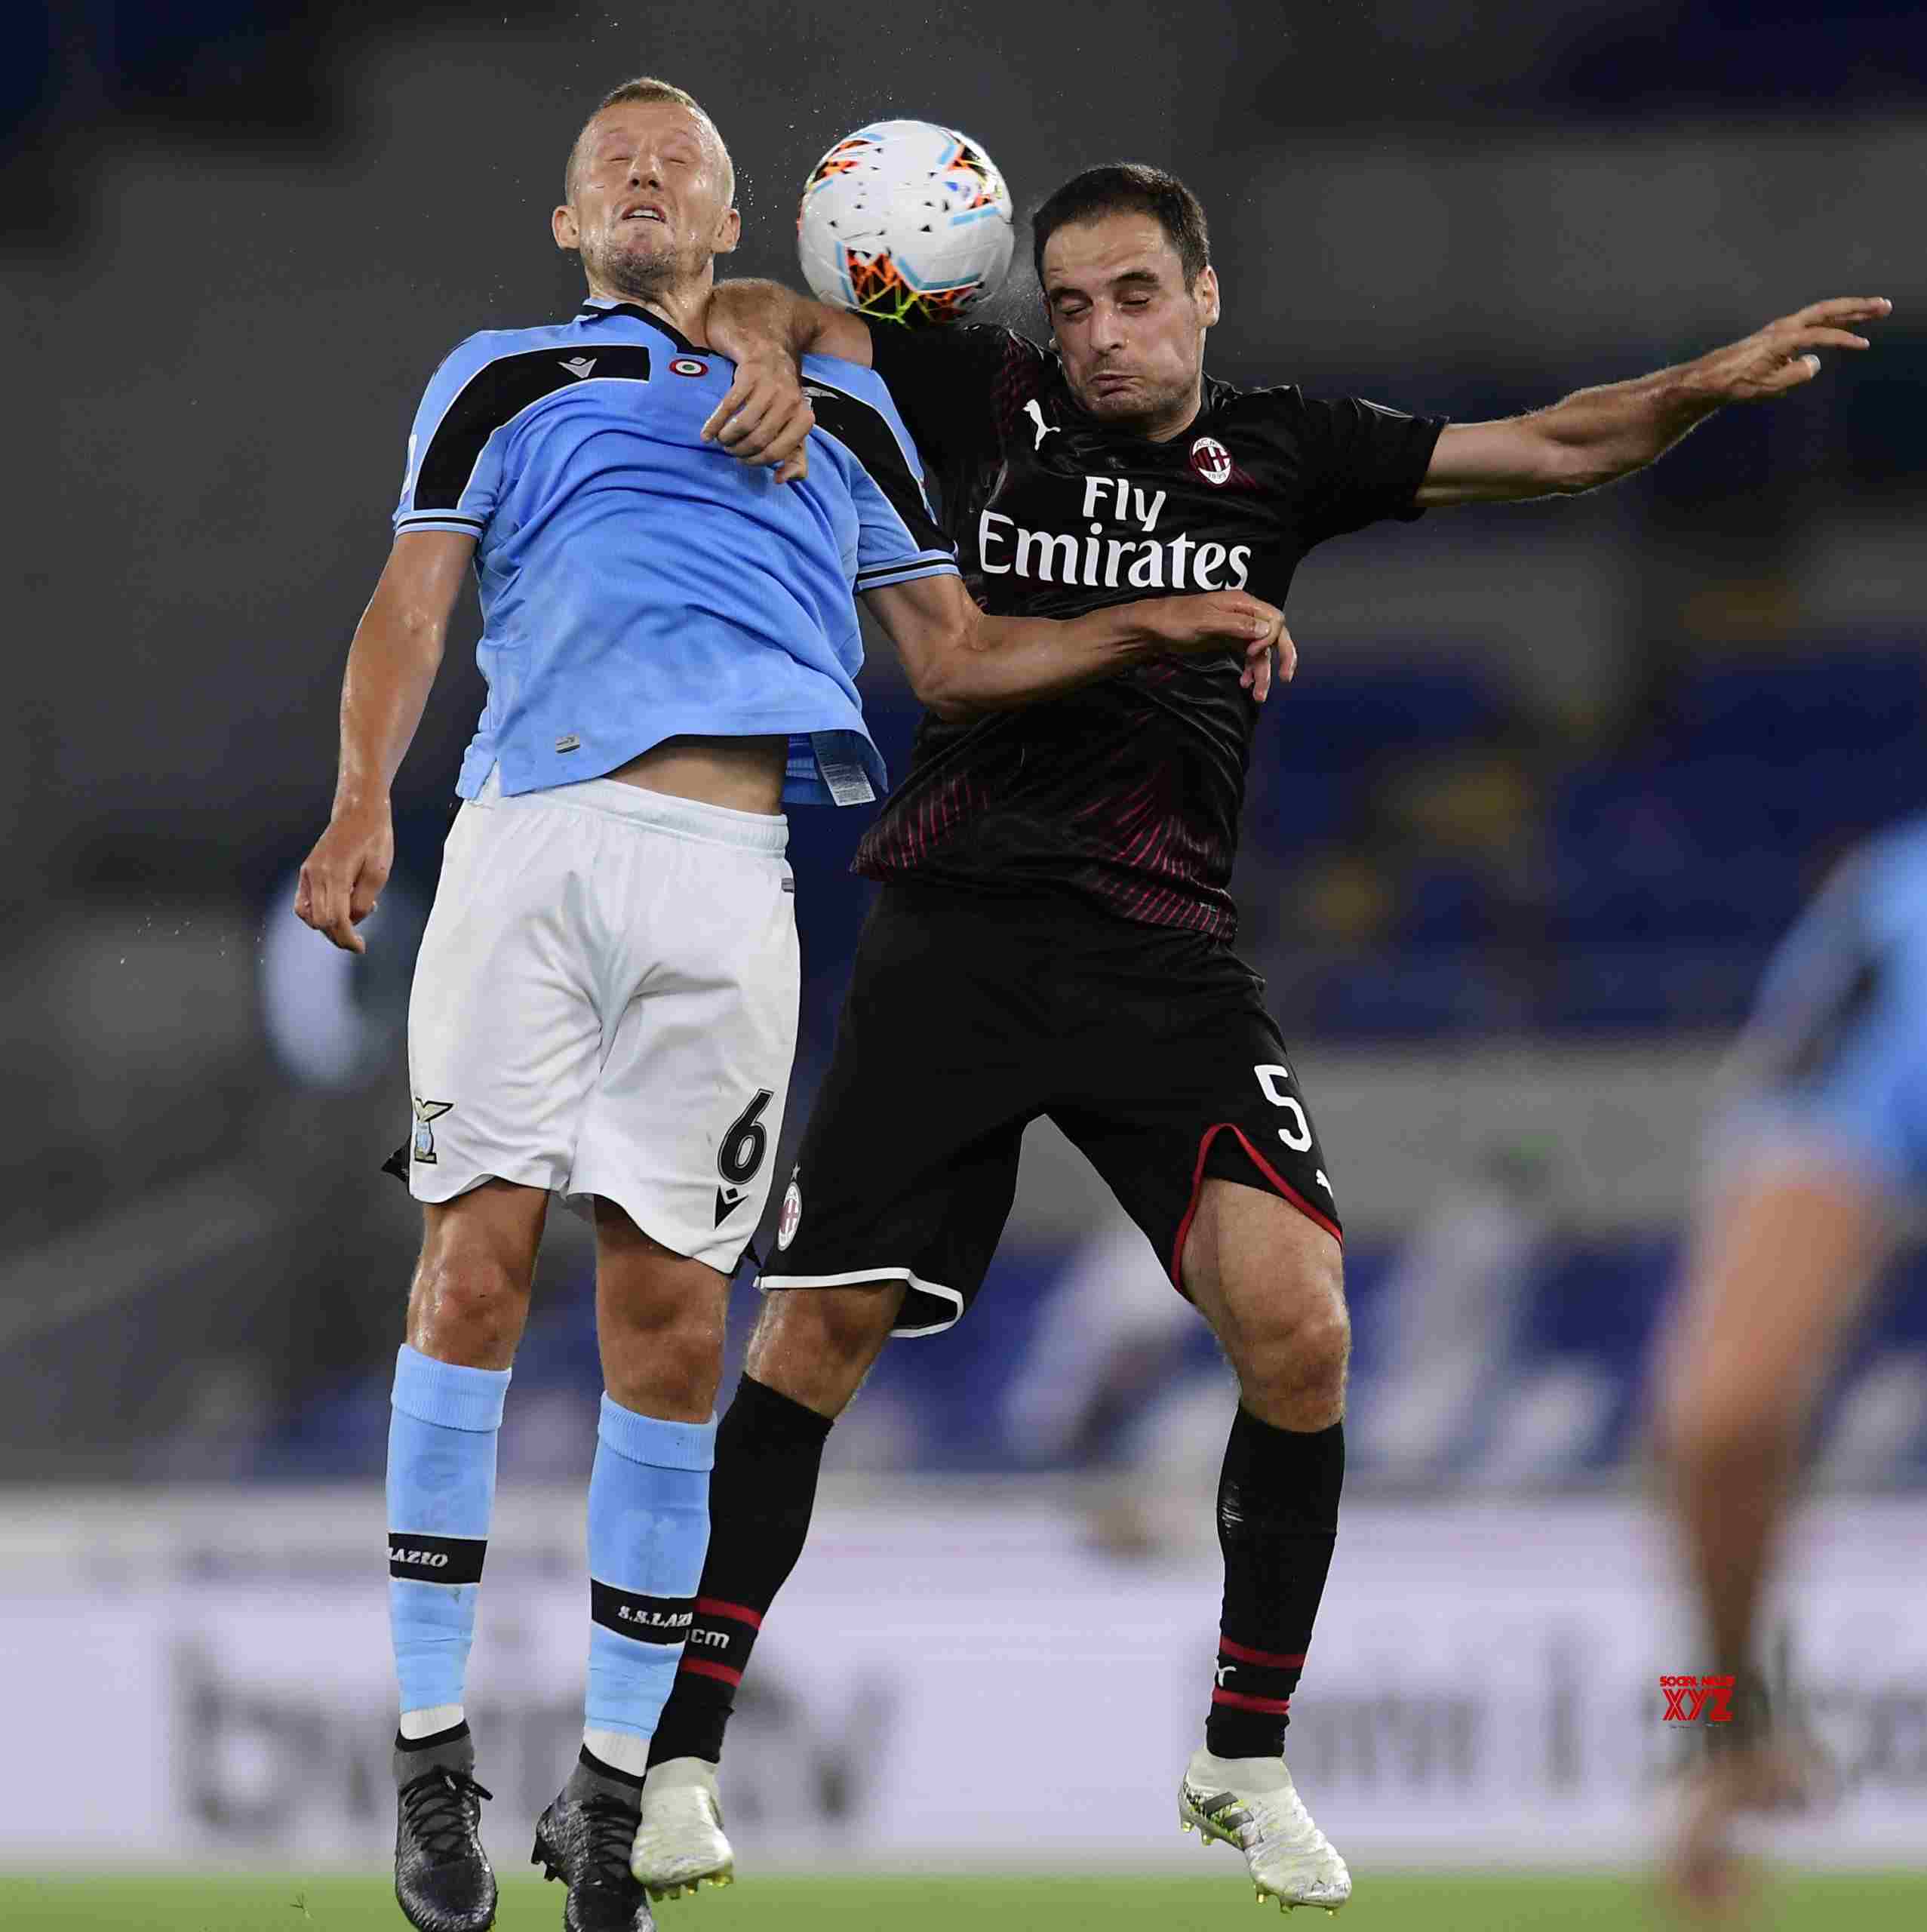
left=1726, top=814, right=1927, bottom=1196
left=394, top=298, right=957, bottom=808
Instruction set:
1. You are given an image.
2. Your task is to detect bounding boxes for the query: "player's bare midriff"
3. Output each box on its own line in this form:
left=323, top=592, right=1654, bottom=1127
left=608, top=733, right=788, bottom=815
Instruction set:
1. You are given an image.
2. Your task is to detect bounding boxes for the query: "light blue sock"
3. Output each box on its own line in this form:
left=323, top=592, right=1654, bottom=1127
left=386, top=1343, right=511, bottom=1723
left=584, top=1394, right=715, bottom=1765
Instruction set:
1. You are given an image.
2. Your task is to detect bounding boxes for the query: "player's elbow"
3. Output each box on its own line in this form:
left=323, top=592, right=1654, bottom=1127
left=903, top=626, right=987, bottom=721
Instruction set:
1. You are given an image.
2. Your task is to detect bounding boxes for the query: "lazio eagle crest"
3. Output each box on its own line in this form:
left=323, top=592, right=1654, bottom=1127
left=410, top=1097, right=453, bottom=1164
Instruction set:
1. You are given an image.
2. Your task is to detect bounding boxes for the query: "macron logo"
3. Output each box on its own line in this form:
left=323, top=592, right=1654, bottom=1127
left=560, top=356, right=597, bottom=380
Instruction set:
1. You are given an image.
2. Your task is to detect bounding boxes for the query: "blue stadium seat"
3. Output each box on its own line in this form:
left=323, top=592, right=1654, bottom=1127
left=1673, top=650, right=1925, bottom=761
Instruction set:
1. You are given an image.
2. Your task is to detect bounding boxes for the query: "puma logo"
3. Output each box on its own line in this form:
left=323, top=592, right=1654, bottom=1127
left=1022, top=398, right=1059, bottom=451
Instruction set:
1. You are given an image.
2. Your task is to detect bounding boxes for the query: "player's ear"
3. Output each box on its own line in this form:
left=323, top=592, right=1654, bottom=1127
left=1194, top=265, right=1221, bottom=329
left=714, top=205, right=742, bottom=257
left=553, top=203, right=580, bottom=254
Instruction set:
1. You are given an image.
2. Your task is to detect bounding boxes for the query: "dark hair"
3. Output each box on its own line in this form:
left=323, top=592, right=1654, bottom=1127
left=1031, top=163, right=1210, bottom=289
left=564, top=76, right=733, bottom=204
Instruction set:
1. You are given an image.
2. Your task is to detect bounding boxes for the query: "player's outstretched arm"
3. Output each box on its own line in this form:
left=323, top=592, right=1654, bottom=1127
left=700, top=279, right=875, bottom=481
left=295, top=529, right=473, bottom=954
left=863, top=572, right=1289, bottom=719
left=1415, top=297, right=1892, bottom=509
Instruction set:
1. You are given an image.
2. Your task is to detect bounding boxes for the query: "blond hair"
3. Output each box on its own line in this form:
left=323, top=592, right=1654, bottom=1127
left=564, top=77, right=734, bottom=204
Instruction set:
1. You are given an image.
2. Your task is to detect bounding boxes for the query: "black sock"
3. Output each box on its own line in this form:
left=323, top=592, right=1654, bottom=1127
left=394, top=1719, right=471, bottom=1761
left=1206, top=1408, right=1345, bottom=1760
left=646, top=1374, right=834, bottom=1767
left=578, top=1743, right=646, bottom=1792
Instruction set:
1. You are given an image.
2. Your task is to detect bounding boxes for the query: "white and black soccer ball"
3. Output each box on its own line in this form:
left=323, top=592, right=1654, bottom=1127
left=797, top=118, right=1014, bottom=325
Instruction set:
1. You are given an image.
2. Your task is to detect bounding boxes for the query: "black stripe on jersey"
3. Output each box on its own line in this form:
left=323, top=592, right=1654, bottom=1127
left=855, top=556, right=957, bottom=592
left=397, top=510, right=486, bottom=532
left=1772, top=946, right=1888, bottom=1092
left=576, top=300, right=703, bottom=357
left=388, top=1533, right=487, bottom=1585
left=801, top=380, right=949, bottom=555
left=410, top=345, right=654, bottom=512
left=590, top=1581, right=697, bottom=1644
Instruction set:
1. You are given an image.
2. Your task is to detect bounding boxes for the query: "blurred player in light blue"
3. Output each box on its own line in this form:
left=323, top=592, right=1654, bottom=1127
left=1656, top=814, right=1927, bottom=1909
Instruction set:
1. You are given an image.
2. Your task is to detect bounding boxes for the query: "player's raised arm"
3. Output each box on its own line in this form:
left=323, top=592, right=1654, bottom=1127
left=701, top=279, right=874, bottom=478
left=295, top=528, right=473, bottom=953
left=863, top=571, right=1289, bottom=718
left=1415, top=297, right=1892, bottom=509
left=706, top=277, right=874, bottom=370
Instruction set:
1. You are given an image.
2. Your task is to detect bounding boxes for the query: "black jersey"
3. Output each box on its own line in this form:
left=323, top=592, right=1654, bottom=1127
left=852, top=318, right=1446, bottom=938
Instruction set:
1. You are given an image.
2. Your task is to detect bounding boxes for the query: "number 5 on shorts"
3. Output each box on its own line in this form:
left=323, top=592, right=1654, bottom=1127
left=1253, top=1063, right=1314, bottom=1151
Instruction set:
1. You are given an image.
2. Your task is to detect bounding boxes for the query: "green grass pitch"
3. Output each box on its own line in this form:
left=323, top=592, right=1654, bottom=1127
left=5, top=1872, right=1925, bottom=1932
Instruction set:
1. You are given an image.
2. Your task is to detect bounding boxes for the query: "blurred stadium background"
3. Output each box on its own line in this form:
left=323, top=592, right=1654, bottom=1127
left=6, top=2, right=1926, bottom=1924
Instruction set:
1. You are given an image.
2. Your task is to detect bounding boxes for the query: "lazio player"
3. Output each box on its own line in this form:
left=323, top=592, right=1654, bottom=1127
left=1658, top=817, right=1927, bottom=1912
left=295, top=80, right=1282, bottom=1932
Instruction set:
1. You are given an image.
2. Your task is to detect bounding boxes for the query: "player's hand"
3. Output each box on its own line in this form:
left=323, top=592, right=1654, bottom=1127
left=701, top=349, right=816, bottom=485
left=295, top=801, right=393, bottom=955
left=1240, top=618, right=1296, bottom=703
left=1133, top=591, right=1295, bottom=703
left=1689, top=297, right=1891, bottom=403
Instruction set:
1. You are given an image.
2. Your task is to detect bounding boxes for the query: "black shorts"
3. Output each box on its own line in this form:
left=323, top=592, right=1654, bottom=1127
left=761, top=884, right=1341, bottom=1337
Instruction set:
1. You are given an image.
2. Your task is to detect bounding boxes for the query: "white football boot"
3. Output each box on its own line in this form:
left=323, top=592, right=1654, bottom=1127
left=1179, top=1745, right=1351, bottom=1912
left=629, top=1757, right=735, bottom=1901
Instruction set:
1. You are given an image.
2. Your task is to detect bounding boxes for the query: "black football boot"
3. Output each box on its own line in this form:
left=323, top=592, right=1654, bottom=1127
left=532, top=1751, right=656, bottom=1932
left=393, top=1727, right=496, bottom=1932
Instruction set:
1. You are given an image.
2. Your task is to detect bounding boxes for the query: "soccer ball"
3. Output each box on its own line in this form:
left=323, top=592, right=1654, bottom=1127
left=797, top=118, right=1015, bottom=325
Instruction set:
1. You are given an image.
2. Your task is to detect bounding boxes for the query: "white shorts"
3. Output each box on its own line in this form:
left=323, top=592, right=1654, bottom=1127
left=405, top=770, right=798, bottom=1272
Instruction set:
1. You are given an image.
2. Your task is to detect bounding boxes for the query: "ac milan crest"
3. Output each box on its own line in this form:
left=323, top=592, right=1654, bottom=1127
left=1190, top=435, right=1234, bottom=486
left=776, top=1175, right=803, bottom=1251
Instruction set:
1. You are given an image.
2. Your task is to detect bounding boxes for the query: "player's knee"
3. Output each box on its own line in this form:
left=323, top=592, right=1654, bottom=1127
left=1237, top=1283, right=1351, bottom=1429
left=1659, top=1374, right=1790, bottom=1481
left=407, top=1247, right=530, bottom=1367
left=748, top=1286, right=896, bottom=1416
left=603, top=1294, right=727, bottom=1418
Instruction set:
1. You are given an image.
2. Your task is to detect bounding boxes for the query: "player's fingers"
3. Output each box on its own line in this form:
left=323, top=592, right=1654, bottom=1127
left=1791, top=295, right=1890, bottom=326
left=327, top=902, right=367, bottom=954
left=1213, top=592, right=1283, bottom=641
left=758, top=398, right=816, bottom=475
left=705, top=375, right=788, bottom=451
left=711, top=389, right=779, bottom=454
left=1790, top=327, right=1871, bottom=352
left=320, top=893, right=362, bottom=951
left=700, top=380, right=755, bottom=444
left=301, top=867, right=337, bottom=936
left=307, top=872, right=358, bottom=952
left=1274, top=619, right=1298, bottom=684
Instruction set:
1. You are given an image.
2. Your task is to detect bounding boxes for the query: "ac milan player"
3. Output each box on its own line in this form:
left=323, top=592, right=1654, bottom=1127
left=625, top=164, right=1886, bottom=1909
